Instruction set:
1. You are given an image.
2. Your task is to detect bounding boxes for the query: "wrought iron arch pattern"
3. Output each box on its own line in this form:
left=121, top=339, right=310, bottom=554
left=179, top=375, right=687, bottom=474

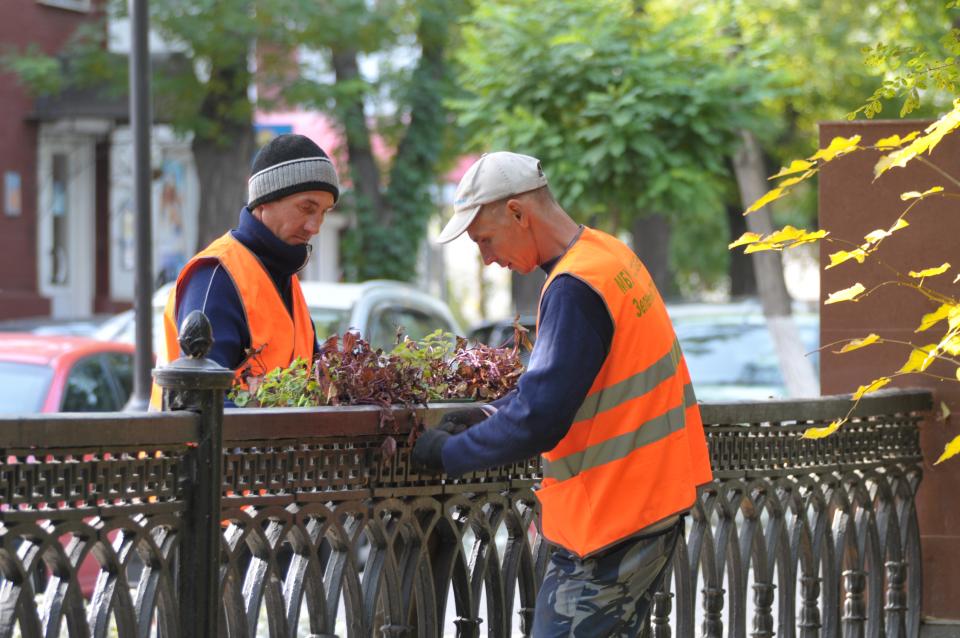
left=0, top=390, right=929, bottom=637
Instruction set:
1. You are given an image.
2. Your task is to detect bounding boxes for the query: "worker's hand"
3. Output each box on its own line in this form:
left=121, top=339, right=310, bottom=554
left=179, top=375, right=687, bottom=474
left=436, top=406, right=490, bottom=435
left=411, top=428, right=450, bottom=473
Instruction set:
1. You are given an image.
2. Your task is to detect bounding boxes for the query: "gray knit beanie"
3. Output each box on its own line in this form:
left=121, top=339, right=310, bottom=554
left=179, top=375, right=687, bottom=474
left=247, top=134, right=340, bottom=209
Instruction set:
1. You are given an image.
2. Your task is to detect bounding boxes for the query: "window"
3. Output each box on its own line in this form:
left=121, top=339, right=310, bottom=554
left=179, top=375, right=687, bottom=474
left=368, top=306, right=452, bottom=351
left=49, top=152, right=69, bottom=285
left=102, top=352, right=134, bottom=406
left=62, top=356, right=120, bottom=412
left=0, top=362, right=54, bottom=414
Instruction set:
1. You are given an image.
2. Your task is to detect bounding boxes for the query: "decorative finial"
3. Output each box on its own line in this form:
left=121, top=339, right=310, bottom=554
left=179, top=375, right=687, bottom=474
left=178, top=310, right=214, bottom=359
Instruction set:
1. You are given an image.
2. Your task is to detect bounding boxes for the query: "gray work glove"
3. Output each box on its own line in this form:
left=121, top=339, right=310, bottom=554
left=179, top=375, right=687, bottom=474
left=411, top=428, right=450, bottom=473
left=436, top=406, right=491, bottom=435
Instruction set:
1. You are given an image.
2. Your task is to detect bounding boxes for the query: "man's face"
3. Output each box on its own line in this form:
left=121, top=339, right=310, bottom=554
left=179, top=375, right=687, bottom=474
left=466, top=202, right=538, bottom=274
left=253, top=191, right=335, bottom=245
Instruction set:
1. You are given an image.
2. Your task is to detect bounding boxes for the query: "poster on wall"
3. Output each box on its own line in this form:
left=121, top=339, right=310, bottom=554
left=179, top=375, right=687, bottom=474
left=155, top=157, right=188, bottom=286
left=254, top=123, right=294, bottom=154
left=4, top=171, right=21, bottom=216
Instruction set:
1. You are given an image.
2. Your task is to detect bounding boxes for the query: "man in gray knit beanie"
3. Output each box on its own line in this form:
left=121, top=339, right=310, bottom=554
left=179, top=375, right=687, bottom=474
left=150, top=134, right=340, bottom=408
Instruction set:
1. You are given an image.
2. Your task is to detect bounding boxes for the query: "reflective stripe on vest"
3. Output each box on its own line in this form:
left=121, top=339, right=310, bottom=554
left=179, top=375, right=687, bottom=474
left=149, top=232, right=314, bottom=410
left=543, top=376, right=698, bottom=483
left=534, top=227, right=713, bottom=557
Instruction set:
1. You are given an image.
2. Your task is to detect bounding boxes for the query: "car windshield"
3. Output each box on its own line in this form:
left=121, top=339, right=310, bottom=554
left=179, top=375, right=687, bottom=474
left=675, top=318, right=819, bottom=400
left=0, top=361, right=54, bottom=413
left=311, top=308, right=351, bottom=341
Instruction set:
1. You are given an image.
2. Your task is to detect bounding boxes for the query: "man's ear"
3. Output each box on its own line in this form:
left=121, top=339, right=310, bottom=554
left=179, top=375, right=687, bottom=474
left=507, top=199, right=530, bottom=228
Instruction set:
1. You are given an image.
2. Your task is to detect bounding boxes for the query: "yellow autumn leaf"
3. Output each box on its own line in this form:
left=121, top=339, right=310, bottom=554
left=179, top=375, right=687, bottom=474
left=728, top=232, right=761, bottom=249
left=778, top=172, right=815, bottom=189
left=942, top=401, right=952, bottom=421
left=897, top=344, right=938, bottom=373
left=852, top=377, right=891, bottom=400
left=810, top=135, right=862, bottom=162
left=744, top=187, right=785, bottom=214
left=825, top=283, right=867, bottom=305
left=802, top=418, right=845, bottom=439
left=793, top=229, right=829, bottom=245
left=916, top=303, right=954, bottom=332
left=876, top=102, right=960, bottom=178
left=874, top=131, right=920, bottom=149
left=943, top=335, right=960, bottom=356
left=836, top=333, right=881, bottom=353
left=863, top=218, right=910, bottom=245
left=909, top=263, right=951, bottom=278
left=934, top=433, right=960, bottom=465
left=827, top=248, right=868, bottom=269
left=744, top=241, right=778, bottom=254
left=770, top=159, right=815, bottom=179
left=901, top=186, right=944, bottom=200
left=919, top=101, right=960, bottom=155
left=764, top=225, right=806, bottom=243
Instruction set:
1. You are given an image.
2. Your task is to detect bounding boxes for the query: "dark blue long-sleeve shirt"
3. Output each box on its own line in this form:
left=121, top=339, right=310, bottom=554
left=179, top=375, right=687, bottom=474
left=441, top=253, right=614, bottom=476
left=175, top=207, right=318, bottom=370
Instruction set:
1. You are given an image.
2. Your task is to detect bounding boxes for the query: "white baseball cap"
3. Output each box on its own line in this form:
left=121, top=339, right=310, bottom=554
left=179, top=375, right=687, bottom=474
left=436, top=151, right=548, bottom=244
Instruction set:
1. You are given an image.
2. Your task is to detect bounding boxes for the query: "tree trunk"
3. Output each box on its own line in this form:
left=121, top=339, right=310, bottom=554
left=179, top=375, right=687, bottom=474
left=732, top=129, right=819, bottom=397
left=631, top=213, right=678, bottom=300
left=191, top=62, right=255, bottom=252
left=727, top=203, right=756, bottom=297
left=333, top=0, right=450, bottom=282
left=330, top=50, right=385, bottom=217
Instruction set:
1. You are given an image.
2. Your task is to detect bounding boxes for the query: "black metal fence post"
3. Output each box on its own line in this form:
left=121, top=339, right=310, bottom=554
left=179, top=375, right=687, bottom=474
left=153, top=311, right=234, bottom=638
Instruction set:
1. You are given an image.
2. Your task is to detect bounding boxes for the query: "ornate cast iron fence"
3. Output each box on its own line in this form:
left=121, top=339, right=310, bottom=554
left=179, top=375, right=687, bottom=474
left=0, top=349, right=928, bottom=638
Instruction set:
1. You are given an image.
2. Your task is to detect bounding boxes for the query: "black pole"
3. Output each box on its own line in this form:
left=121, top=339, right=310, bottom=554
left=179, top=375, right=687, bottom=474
left=127, top=0, right=153, bottom=411
left=153, top=311, right=233, bottom=638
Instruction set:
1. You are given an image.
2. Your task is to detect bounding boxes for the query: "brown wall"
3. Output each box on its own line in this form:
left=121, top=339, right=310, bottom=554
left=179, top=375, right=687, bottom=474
left=0, top=1, right=100, bottom=319
left=819, top=120, right=960, bottom=621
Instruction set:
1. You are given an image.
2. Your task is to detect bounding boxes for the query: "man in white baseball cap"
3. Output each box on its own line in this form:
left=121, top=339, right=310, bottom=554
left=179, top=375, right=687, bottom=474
left=435, top=151, right=548, bottom=244
left=415, top=151, right=712, bottom=636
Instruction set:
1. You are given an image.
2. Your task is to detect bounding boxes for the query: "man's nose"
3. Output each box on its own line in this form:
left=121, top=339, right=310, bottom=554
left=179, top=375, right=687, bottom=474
left=304, top=212, right=324, bottom=235
left=480, top=248, right=496, bottom=266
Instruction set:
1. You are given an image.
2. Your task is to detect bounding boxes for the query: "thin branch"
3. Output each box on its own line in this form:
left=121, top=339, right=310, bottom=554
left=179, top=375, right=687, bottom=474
left=915, top=156, right=960, bottom=189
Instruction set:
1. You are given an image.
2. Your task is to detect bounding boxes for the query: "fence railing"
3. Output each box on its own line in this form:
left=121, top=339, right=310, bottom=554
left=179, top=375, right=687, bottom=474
left=0, top=346, right=929, bottom=637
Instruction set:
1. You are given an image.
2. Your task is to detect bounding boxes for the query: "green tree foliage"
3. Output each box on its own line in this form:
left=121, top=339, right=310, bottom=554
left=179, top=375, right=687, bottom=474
left=451, top=0, right=777, bottom=289
left=4, top=0, right=458, bottom=281
left=732, top=0, right=960, bottom=460
left=282, top=0, right=464, bottom=281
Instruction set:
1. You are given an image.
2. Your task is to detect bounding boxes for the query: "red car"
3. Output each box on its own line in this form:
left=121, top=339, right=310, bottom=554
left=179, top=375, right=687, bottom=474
left=0, top=333, right=136, bottom=414
left=0, top=334, right=138, bottom=597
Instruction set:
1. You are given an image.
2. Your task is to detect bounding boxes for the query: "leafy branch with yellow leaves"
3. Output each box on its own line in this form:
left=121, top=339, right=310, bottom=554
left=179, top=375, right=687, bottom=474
left=730, top=99, right=960, bottom=464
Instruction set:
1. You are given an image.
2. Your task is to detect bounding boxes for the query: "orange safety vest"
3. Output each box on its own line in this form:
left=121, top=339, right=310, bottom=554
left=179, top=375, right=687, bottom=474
left=535, top=227, right=713, bottom=557
left=149, top=232, right=315, bottom=410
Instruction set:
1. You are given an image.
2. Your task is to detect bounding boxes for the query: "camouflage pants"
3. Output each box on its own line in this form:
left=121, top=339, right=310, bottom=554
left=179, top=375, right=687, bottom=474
left=532, top=519, right=683, bottom=637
